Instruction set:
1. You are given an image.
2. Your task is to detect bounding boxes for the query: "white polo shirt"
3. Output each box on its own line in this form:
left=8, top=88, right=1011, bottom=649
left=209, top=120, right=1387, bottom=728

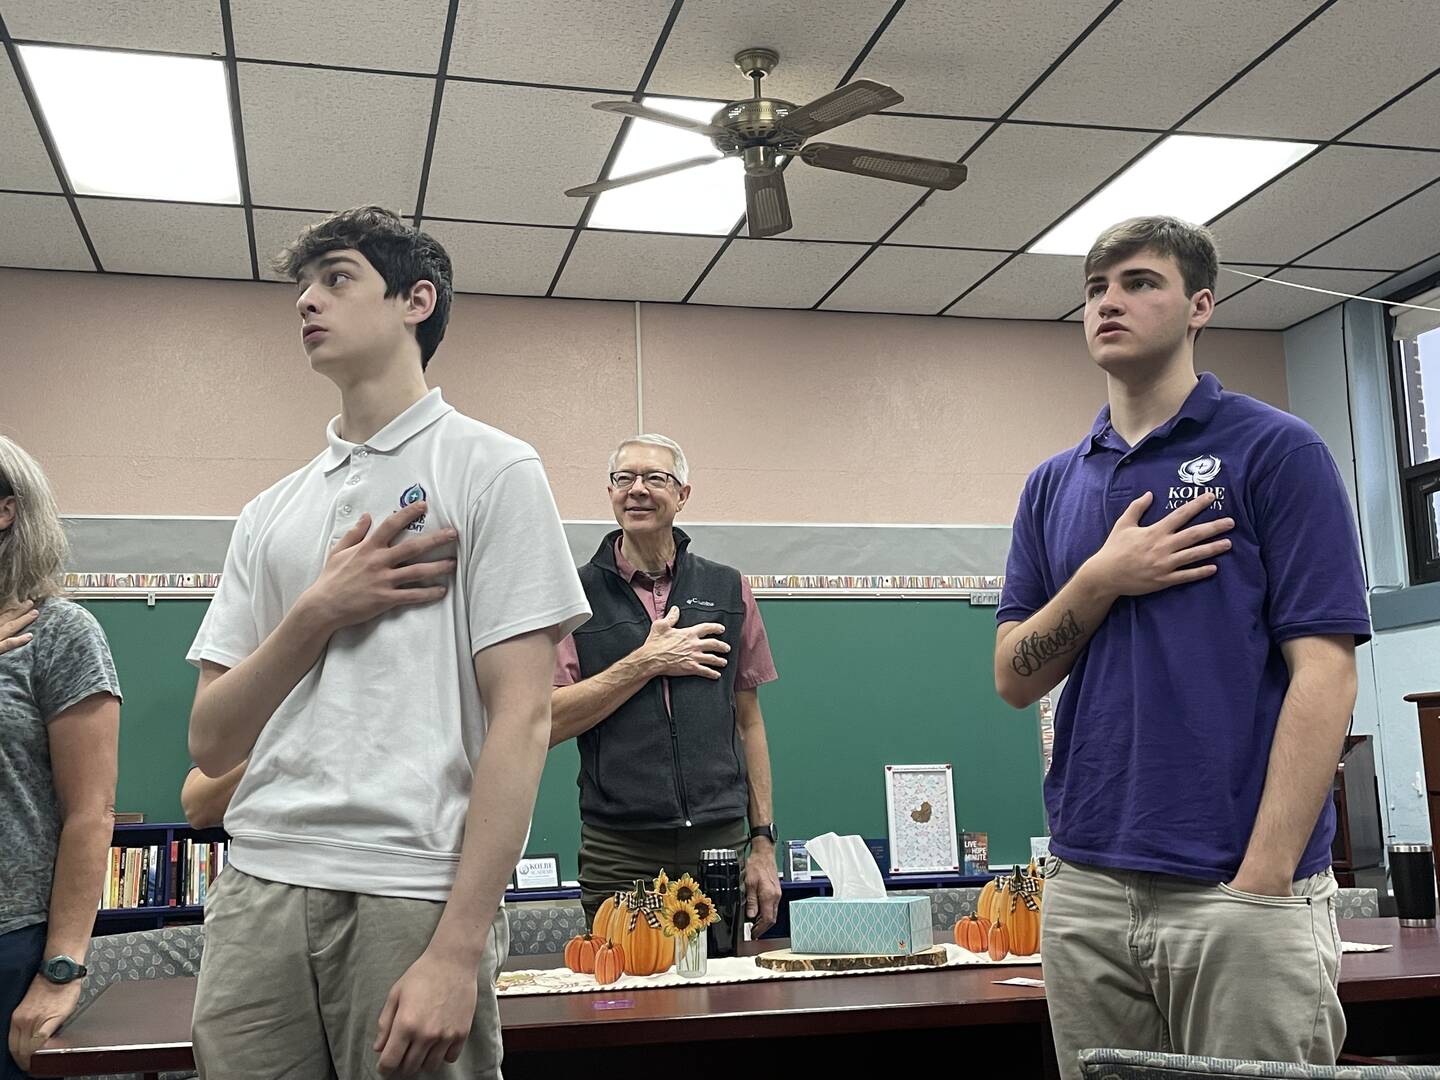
left=187, top=389, right=590, bottom=899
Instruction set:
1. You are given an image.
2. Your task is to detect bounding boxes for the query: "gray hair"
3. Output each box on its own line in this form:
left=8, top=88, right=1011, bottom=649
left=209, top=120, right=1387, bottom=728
left=0, top=436, right=68, bottom=605
left=608, top=434, right=689, bottom=485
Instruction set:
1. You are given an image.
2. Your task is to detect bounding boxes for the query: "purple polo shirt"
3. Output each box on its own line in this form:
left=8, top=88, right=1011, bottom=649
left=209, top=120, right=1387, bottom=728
left=998, top=373, right=1371, bottom=881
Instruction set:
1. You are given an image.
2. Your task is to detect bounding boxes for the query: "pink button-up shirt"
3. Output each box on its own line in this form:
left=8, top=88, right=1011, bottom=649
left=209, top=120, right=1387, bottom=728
left=553, top=538, right=778, bottom=705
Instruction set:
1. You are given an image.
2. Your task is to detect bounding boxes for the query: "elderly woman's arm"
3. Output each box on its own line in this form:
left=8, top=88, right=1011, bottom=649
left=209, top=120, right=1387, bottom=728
left=7, top=691, right=118, bottom=1071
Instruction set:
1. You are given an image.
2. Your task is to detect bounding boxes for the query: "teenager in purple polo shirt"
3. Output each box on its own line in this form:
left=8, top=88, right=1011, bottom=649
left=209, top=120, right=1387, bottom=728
left=994, top=217, right=1370, bottom=1076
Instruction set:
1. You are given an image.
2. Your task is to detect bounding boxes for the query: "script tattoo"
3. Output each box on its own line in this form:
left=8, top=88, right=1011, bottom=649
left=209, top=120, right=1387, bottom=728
left=1011, top=610, right=1085, bottom=677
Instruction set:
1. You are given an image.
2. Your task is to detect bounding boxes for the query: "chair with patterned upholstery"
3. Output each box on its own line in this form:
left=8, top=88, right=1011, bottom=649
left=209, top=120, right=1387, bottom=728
left=72, top=923, right=205, bottom=1080
left=505, top=900, right=587, bottom=955
left=1078, top=1048, right=1440, bottom=1078
left=1335, top=887, right=1380, bottom=918
left=889, top=887, right=983, bottom=934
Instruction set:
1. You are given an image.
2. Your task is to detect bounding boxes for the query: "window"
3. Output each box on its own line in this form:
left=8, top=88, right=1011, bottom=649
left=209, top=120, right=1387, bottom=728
left=1390, top=280, right=1440, bottom=585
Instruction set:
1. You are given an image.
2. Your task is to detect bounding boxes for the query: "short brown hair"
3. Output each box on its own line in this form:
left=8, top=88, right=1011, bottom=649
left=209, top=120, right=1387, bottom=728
left=1084, top=216, right=1219, bottom=298
left=273, top=206, right=453, bottom=369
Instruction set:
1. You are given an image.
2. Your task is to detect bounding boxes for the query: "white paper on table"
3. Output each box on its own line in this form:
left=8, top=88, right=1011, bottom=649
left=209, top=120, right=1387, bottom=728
left=995, top=976, right=1045, bottom=987
left=1340, top=940, right=1393, bottom=953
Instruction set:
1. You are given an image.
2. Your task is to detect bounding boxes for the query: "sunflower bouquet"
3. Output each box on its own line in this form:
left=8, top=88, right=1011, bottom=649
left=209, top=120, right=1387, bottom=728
left=653, top=871, right=720, bottom=977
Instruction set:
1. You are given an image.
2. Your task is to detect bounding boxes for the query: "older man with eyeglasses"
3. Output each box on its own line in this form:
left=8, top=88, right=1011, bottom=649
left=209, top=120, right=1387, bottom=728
left=550, top=434, right=782, bottom=937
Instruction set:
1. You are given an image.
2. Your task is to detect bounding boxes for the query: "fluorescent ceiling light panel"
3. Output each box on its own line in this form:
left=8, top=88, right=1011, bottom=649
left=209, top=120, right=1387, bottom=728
left=1028, top=134, right=1315, bottom=256
left=20, top=44, right=241, bottom=203
left=587, top=96, right=745, bottom=235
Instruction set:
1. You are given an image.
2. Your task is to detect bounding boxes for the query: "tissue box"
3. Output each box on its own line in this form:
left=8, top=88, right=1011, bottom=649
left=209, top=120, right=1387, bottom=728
left=788, top=896, right=933, bottom=955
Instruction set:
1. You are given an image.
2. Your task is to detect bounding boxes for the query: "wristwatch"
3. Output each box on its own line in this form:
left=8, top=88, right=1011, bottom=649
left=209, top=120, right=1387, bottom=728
left=748, top=823, right=777, bottom=844
left=42, top=955, right=87, bottom=984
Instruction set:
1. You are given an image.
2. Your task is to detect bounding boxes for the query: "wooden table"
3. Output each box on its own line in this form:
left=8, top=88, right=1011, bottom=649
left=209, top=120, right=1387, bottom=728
left=30, top=919, right=1440, bottom=1078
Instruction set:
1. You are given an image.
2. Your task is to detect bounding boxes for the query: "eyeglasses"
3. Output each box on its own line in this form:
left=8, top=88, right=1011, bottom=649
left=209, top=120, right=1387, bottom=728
left=609, top=471, right=680, bottom=490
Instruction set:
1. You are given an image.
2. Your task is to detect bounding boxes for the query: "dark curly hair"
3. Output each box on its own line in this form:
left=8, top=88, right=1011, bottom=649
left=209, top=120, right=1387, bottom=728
left=273, top=206, right=453, bottom=368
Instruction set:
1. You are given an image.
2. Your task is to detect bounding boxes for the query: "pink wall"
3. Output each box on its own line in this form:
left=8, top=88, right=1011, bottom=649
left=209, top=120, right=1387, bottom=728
left=0, top=268, right=1287, bottom=523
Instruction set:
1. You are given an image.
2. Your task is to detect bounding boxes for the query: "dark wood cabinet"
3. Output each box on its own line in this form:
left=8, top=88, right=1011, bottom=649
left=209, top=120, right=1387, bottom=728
left=1402, top=692, right=1440, bottom=890
left=1332, top=734, right=1384, bottom=886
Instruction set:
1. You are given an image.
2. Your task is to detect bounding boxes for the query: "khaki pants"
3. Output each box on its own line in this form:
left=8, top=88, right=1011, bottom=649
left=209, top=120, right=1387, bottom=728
left=1041, top=856, right=1344, bottom=1079
left=192, top=867, right=508, bottom=1079
left=578, top=818, right=748, bottom=925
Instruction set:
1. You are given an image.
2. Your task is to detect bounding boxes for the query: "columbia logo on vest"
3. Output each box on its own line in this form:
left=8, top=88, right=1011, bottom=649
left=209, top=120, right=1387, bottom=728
left=685, top=597, right=715, bottom=607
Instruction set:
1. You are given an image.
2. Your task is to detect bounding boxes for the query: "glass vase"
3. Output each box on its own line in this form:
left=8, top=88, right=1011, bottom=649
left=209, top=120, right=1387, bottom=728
left=675, top=931, right=707, bottom=978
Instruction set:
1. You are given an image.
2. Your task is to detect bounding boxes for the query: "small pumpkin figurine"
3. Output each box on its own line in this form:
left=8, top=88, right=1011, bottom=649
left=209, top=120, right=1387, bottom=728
left=610, top=879, right=673, bottom=976
left=564, top=932, right=597, bottom=975
left=953, top=915, right=990, bottom=952
left=987, top=920, right=1011, bottom=961
left=594, top=939, right=626, bottom=985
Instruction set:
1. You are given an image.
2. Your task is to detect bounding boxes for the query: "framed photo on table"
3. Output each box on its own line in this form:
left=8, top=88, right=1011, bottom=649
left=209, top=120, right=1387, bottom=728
left=884, top=764, right=960, bottom=873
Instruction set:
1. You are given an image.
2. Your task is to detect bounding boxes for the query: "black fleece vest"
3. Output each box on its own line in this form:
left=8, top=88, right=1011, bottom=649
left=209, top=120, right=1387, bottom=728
left=572, top=529, right=747, bottom=829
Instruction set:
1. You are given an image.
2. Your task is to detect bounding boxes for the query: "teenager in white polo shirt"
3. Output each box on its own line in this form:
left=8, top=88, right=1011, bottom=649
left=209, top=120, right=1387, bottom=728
left=186, top=207, right=589, bottom=1079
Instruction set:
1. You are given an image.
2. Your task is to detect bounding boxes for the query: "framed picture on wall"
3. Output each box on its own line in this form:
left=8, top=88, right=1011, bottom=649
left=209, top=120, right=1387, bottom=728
left=884, top=764, right=960, bottom=873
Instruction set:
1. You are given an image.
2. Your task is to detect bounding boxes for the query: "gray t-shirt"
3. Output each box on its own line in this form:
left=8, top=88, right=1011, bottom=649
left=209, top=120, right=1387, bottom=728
left=1, top=598, right=121, bottom=934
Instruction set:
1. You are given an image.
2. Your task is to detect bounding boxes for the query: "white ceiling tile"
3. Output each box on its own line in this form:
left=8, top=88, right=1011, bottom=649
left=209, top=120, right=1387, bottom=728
left=424, top=81, right=617, bottom=224
left=946, top=254, right=1081, bottom=319
left=555, top=230, right=721, bottom=301
left=78, top=199, right=251, bottom=277
left=690, top=238, right=865, bottom=308
left=252, top=208, right=332, bottom=281
left=1184, top=0, right=1440, bottom=140
left=1210, top=146, right=1440, bottom=264
left=232, top=0, right=450, bottom=71
left=647, top=0, right=895, bottom=105
left=1208, top=268, right=1388, bottom=329
left=1215, top=266, right=1279, bottom=301
left=0, top=192, right=91, bottom=270
left=1, top=0, right=224, bottom=54
left=1304, top=180, right=1440, bottom=271
left=821, top=245, right=1003, bottom=314
left=240, top=64, right=431, bottom=212
left=449, top=0, right=670, bottom=87
left=889, top=123, right=1154, bottom=248
left=856, top=0, right=1114, bottom=117
left=1346, top=74, right=1440, bottom=150
left=423, top=220, right=573, bottom=295
left=1015, top=0, right=1318, bottom=128
left=782, top=114, right=990, bottom=242
left=0, top=58, right=59, bottom=191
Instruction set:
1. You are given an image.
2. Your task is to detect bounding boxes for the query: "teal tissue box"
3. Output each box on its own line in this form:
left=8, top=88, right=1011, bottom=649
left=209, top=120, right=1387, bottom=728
left=788, top=896, right=933, bottom=955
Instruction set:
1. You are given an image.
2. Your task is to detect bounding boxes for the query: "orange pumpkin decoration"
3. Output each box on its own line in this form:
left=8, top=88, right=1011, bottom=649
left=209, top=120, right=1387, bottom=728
left=977, top=875, right=1007, bottom=924
left=999, top=863, right=1043, bottom=956
left=953, top=915, right=991, bottom=952
left=592, top=895, right=620, bottom=942
left=987, top=920, right=1011, bottom=961
left=564, top=932, right=597, bottom=974
left=607, top=879, right=673, bottom=976
left=594, top=939, right=625, bottom=985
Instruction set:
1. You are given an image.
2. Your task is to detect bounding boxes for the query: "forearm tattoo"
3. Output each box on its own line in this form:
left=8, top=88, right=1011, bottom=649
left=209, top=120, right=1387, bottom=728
left=1011, top=610, right=1085, bottom=676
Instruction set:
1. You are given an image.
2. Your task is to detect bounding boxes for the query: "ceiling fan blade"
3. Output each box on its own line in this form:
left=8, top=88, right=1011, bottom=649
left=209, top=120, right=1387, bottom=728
left=745, top=168, right=792, bottom=238
left=592, top=100, right=727, bottom=138
left=565, top=155, right=721, bottom=197
left=782, top=79, right=903, bottom=137
left=797, top=143, right=968, bottom=189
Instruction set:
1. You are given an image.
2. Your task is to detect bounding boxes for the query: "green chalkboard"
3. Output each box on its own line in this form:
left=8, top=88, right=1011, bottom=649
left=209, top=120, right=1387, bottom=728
left=81, top=597, right=1046, bottom=882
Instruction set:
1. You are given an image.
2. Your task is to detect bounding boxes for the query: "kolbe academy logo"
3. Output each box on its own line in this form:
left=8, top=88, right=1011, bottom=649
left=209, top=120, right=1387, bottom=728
left=399, top=483, right=427, bottom=531
left=1167, top=454, right=1225, bottom=512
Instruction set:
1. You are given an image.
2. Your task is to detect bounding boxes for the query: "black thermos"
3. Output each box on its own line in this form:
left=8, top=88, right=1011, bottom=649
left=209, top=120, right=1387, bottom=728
left=699, top=847, right=743, bottom=957
left=1389, top=842, right=1437, bottom=928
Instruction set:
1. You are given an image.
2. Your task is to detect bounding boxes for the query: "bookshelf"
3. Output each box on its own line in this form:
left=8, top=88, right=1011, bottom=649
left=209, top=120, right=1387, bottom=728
left=95, top=822, right=229, bottom=934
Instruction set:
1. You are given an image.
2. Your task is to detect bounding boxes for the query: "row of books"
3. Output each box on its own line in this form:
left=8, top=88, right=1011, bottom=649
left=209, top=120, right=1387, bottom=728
left=102, top=839, right=229, bottom=910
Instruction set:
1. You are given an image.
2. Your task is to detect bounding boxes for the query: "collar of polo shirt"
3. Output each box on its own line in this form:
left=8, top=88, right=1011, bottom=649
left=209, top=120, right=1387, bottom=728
left=319, top=387, right=455, bottom=472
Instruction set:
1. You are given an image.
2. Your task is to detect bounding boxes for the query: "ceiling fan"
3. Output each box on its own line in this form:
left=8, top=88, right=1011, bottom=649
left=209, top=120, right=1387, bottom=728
left=564, top=48, right=968, bottom=238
